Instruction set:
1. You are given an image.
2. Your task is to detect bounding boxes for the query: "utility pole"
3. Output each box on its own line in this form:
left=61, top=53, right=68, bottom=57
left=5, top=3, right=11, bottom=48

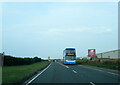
left=0, top=52, right=4, bottom=85
left=2, top=52, right=4, bottom=66
left=101, top=53, right=102, bottom=58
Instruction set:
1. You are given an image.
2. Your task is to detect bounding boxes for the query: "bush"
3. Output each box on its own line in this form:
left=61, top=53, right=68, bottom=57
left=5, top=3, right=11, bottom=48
left=3, top=55, right=43, bottom=66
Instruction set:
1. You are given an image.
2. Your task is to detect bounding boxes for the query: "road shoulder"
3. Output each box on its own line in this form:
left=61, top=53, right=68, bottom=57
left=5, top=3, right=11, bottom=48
left=78, top=65, right=120, bottom=75
left=22, top=62, right=51, bottom=85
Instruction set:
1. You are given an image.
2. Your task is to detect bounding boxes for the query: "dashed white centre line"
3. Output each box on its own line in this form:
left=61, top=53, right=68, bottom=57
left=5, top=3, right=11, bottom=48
left=57, top=62, right=69, bottom=69
left=90, top=82, right=95, bottom=85
left=65, top=66, right=69, bottom=68
left=72, top=70, right=77, bottom=73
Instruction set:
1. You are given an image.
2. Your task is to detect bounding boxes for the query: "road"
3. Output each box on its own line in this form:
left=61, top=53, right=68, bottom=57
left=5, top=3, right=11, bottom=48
left=26, top=62, right=119, bottom=84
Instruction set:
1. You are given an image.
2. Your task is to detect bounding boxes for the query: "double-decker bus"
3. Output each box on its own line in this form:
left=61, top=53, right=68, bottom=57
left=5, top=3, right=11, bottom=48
left=63, top=48, right=76, bottom=64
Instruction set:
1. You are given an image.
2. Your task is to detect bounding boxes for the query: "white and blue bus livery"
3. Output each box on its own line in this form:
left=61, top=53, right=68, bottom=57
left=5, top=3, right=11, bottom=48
left=63, top=48, right=76, bottom=64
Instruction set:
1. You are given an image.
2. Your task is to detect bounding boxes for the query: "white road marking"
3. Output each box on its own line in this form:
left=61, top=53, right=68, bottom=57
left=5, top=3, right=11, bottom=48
left=65, top=66, right=69, bottom=68
left=57, top=62, right=69, bottom=69
left=90, top=82, right=95, bottom=85
left=72, top=70, right=77, bottom=73
left=26, top=63, right=51, bottom=85
left=78, top=65, right=119, bottom=76
left=106, top=72, right=119, bottom=75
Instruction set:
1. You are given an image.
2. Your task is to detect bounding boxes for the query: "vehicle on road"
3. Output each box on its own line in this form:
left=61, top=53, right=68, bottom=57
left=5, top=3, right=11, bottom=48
left=53, top=59, right=56, bottom=62
left=63, top=48, right=76, bottom=64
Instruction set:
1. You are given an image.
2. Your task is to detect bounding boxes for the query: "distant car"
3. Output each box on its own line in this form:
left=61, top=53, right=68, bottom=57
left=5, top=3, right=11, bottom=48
left=53, top=60, right=55, bottom=62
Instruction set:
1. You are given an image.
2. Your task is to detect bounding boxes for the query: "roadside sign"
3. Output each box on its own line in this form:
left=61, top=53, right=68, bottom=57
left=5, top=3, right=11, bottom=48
left=88, top=49, right=96, bottom=57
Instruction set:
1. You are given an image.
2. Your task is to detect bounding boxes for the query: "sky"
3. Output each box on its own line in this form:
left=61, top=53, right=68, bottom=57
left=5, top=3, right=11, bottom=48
left=1, top=2, right=118, bottom=59
left=0, top=0, right=119, bottom=2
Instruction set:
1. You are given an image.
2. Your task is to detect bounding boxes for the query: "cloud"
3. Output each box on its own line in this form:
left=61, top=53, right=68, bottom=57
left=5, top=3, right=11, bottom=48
left=37, top=27, right=90, bottom=36
left=7, top=23, right=112, bottom=36
left=48, top=28, right=91, bottom=33
left=37, top=27, right=112, bottom=36
left=92, top=27, right=112, bottom=34
left=104, top=28, right=112, bottom=32
left=0, top=3, right=2, bottom=17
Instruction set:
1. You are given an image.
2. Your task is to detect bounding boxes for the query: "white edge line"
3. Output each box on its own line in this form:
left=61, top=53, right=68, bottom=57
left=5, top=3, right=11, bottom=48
left=106, top=72, right=119, bottom=75
left=78, top=65, right=119, bottom=76
left=90, top=82, right=95, bottom=85
left=72, top=70, right=77, bottom=73
left=26, top=63, right=51, bottom=85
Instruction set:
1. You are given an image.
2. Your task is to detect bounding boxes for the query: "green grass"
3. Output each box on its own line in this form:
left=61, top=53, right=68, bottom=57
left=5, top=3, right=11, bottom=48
left=2, top=61, right=50, bottom=84
left=77, top=60, right=120, bottom=70
left=0, top=66, right=2, bottom=84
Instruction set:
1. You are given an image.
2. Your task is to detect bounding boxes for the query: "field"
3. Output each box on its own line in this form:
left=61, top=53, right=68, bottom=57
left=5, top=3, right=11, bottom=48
left=2, top=61, right=50, bottom=84
left=76, top=59, right=120, bottom=70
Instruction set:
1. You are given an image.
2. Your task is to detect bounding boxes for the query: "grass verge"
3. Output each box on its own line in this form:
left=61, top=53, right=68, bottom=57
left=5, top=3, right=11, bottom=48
left=2, top=61, right=50, bottom=84
left=77, top=60, right=120, bottom=71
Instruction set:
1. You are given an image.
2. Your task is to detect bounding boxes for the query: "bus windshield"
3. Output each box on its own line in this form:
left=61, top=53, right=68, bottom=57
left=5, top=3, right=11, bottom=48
left=66, top=50, right=75, bottom=54
left=65, top=56, right=76, bottom=60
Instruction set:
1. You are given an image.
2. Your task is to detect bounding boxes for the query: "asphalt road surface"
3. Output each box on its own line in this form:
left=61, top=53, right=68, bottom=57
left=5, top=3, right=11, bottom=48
left=26, top=62, right=119, bottom=85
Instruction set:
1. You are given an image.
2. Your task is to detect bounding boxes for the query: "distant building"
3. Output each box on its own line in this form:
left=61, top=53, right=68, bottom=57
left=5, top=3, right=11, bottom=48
left=76, top=57, right=82, bottom=59
left=96, top=49, right=120, bottom=60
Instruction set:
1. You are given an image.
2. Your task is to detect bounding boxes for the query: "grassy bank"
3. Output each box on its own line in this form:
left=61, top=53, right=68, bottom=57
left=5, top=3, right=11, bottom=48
left=2, top=61, right=50, bottom=84
left=77, top=59, right=120, bottom=70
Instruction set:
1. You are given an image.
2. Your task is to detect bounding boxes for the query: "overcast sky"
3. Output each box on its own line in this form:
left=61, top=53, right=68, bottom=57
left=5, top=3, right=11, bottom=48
left=2, top=2, right=118, bottom=59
